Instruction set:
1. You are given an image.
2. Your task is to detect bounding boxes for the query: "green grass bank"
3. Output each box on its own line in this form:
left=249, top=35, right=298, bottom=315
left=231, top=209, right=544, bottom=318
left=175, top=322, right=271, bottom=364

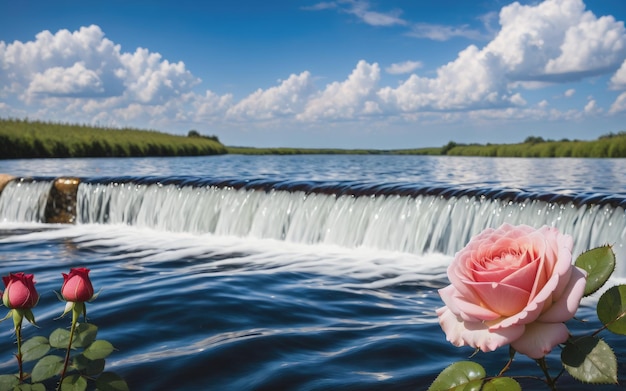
left=1, top=118, right=625, bottom=158
left=0, top=118, right=227, bottom=158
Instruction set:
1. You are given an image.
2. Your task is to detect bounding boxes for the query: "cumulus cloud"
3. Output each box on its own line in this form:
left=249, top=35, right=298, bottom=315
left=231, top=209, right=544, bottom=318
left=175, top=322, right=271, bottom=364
left=584, top=99, right=601, bottom=114
left=609, top=92, right=626, bottom=114
left=119, top=47, right=199, bottom=104
left=385, top=60, right=422, bottom=75
left=488, top=0, right=626, bottom=82
left=298, top=60, right=381, bottom=120
left=376, top=0, right=626, bottom=113
left=1, top=0, right=625, bottom=134
left=27, top=62, right=103, bottom=98
left=610, top=60, right=626, bottom=90
left=227, top=72, right=316, bottom=120
left=0, top=25, right=202, bottom=105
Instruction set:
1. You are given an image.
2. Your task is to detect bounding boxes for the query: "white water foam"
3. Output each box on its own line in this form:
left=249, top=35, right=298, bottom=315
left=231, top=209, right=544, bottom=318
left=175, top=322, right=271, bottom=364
left=75, top=183, right=626, bottom=276
left=0, top=180, right=52, bottom=223
left=0, top=223, right=451, bottom=288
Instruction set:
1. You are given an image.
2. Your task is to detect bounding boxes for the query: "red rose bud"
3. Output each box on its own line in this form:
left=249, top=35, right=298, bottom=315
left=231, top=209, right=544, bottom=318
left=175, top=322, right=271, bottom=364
left=61, top=268, right=94, bottom=302
left=2, top=273, right=39, bottom=309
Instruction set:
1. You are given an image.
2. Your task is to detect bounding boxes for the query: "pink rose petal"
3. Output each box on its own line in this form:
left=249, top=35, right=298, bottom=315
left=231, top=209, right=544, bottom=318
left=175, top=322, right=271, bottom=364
left=538, top=266, right=587, bottom=323
left=438, top=306, right=525, bottom=352
left=510, top=322, right=570, bottom=359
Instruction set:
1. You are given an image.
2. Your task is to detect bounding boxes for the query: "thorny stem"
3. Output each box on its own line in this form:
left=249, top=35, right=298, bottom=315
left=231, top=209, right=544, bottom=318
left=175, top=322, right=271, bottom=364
left=57, top=304, right=81, bottom=391
left=14, top=313, right=24, bottom=383
left=498, top=346, right=516, bottom=377
left=536, top=357, right=557, bottom=391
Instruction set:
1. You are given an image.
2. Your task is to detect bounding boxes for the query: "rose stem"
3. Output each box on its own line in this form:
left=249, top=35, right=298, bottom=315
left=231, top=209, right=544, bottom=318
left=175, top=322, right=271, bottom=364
left=57, top=303, right=82, bottom=391
left=536, top=357, right=557, bottom=391
left=14, top=312, right=24, bottom=382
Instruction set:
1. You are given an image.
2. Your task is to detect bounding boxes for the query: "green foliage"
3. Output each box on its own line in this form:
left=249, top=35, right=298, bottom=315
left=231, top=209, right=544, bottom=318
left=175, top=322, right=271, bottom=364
left=428, top=361, right=486, bottom=391
left=597, top=285, right=626, bottom=335
left=0, top=375, right=19, bottom=390
left=575, top=245, right=616, bottom=296
left=21, top=336, right=50, bottom=362
left=31, top=355, right=64, bottom=382
left=445, top=133, right=626, bottom=158
left=95, top=372, right=130, bottom=391
left=482, top=377, right=521, bottom=391
left=3, top=322, right=127, bottom=390
left=561, top=336, right=618, bottom=384
left=0, top=118, right=226, bottom=159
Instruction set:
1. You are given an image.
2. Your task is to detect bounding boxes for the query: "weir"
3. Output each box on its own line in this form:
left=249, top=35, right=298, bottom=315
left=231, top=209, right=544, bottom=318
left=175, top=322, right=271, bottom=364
left=0, top=175, right=625, bottom=275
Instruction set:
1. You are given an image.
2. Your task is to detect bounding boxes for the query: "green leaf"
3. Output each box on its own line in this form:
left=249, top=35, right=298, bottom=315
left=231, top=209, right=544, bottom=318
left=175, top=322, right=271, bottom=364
left=49, top=323, right=98, bottom=349
left=428, top=361, right=486, bottom=391
left=60, top=374, right=87, bottom=391
left=21, top=336, right=50, bottom=362
left=575, top=245, right=615, bottom=296
left=482, top=377, right=521, bottom=391
left=73, top=354, right=106, bottom=376
left=0, top=374, right=19, bottom=391
left=597, top=285, right=626, bottom=335
left=561, top=336, right=617, bottom=384
left=49, top=328, right=71, bottom=349
left=73, top=323, right=98, bottom=348
left=31, top=355, right=64, bottom=383
left=95, top=372, right=130, bottom=391
left=83, top=340, right=114, bottom=360
left=15, top=384, right=46, bottom=391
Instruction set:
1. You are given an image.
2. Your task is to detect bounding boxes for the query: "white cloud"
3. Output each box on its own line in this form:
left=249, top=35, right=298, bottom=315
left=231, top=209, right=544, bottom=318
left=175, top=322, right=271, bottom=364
left=345, top=1, right=406, bottom=27
left=1, top=0, right=625, bottom=138
left=0, top=24, right=227, bottom=126
left=378, top=45, right=513, bottom=112
left=227, top=72, right=315, bottom=120
left=584, top=99, right=601, bottom=114
left=610, top=60, right=626, bottom=90
left=385, top=61, right=422, bottom=75
left=375, top=0, right=626, bottom=113
left=609, top=92, right=626, bottom=114
left=298, top=60, right=380, bottom=120
left=120, top=47, right=199, bottom=104
left=488, top=0, right=626, bottom=82
left=407, top=23, right=486, bottom=41
left=301, top=2, right=337, bottom=11
left=1, top=25, right=124, bottom=98
left=0, top=25, right=200, bottom=105
left=26, top=62, right=103, bottom=98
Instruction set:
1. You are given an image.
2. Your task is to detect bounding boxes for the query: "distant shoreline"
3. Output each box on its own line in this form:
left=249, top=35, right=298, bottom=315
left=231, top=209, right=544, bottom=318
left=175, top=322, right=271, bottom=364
left=1, top=118, right=625, bottom=159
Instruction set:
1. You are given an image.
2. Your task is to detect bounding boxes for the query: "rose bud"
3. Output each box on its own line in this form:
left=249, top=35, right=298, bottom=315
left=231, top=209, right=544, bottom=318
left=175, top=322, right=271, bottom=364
left=2, top=273, right=39, bottom=309
left=61, top=268, right=94, bottom=302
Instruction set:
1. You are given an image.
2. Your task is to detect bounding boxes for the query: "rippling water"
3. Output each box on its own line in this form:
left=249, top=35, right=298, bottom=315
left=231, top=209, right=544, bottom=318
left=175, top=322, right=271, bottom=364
left=1, top=155, right=625, bottom=390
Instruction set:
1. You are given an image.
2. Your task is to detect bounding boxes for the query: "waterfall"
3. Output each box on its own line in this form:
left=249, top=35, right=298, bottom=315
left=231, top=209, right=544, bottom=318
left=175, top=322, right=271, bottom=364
left=75, top=182, right=626, bottom=272
left=0, top=180, right=53, bottom=223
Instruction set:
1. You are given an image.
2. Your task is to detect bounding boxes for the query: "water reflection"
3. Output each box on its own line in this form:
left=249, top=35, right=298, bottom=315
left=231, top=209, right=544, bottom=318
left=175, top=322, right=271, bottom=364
left=1, top=155, right=625, bottom=195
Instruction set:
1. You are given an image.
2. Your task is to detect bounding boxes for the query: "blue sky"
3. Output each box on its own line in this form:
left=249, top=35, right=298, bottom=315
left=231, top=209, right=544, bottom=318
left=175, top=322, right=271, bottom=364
left=1, top=0, right=626, bottom=149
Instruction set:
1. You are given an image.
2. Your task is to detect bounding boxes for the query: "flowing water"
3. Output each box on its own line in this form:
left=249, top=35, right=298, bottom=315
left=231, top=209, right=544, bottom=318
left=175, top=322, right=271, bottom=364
left=0, top=155, right=625, bottom=390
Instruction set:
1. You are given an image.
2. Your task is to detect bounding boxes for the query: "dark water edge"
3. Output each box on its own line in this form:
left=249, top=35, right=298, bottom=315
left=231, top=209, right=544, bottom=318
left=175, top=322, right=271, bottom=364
left=1, top=226, right=625, bottom=390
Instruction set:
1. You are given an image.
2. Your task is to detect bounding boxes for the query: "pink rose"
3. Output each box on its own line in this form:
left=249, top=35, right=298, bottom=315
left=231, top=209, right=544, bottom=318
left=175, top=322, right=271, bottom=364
left=61, top=268, right=94, bottom=302
left=2, top=272, right=39, bottom=309
left=437, top=224, right=587, bottom=359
